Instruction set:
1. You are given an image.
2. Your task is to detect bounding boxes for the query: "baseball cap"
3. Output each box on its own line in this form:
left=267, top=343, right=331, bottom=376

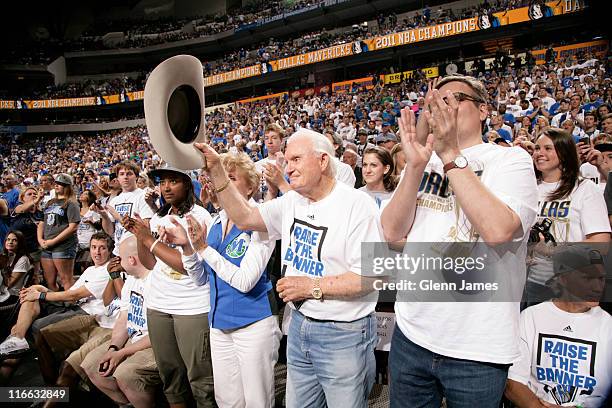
left=358, top=128, right=368, bottom=135
left=595, top=143, right=612, bottom=153
left=550, top=245, right=604, bottom=280
left=375, top=133, right=398, bottom=144
left=54, top=173, right=73, bottom=186
left=382, top=122, right=391, bottom=127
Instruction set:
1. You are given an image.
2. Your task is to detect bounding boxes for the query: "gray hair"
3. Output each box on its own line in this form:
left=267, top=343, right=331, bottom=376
left=287, top=129, right=337, bottom=177
left=435, top=74, right=488, bottom=105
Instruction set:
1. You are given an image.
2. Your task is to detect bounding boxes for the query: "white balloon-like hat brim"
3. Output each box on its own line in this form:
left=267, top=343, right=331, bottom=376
left=144, top=54, right=206, bottom=170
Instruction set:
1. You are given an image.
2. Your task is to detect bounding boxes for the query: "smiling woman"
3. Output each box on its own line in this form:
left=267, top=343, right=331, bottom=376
left=525, top=128, right=611, bottom=306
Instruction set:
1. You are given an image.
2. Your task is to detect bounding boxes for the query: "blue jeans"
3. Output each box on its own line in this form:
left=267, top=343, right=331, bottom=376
left=389, top=325, right=509, bottom=408
left=286, top=309, right=376, bottom=408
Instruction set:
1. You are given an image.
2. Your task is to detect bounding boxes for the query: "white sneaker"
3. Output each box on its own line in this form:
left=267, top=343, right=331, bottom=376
left=0, top=335, right=29, bottom=356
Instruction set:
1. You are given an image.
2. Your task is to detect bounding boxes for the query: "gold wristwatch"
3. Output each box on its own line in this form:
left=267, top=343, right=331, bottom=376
left=311, top=278, right=323, bottom=300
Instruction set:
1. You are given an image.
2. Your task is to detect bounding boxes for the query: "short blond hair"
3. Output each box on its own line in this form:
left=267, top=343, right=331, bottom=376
left=219, top=153, right=260, bottom=198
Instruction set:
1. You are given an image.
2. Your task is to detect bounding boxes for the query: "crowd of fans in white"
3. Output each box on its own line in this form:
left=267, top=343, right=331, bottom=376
left=0, top=47, right=611, bottom=408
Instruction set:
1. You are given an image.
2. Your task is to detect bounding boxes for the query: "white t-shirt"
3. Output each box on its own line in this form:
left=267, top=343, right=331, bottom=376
left=394, top=143, right=539, bottom=364
left=508, top=302, right=612, bottom=407
left=71, top=262, right=119, bottom=329
left=107, top=189, right=154, bottom=254
left=541, top=96, right=557, bottom=111
left=77, top=210, right=101, bottom=248
left=121, top=274, right=149, bottom=344
left=506, top=103, right=522, bottom=118
left=358, top=186, right=393, bottom=208
left=259, top=183, right=382, bottom=322
left=145, top=205, right=213, bottom=315
left=334, top=157, right=357, bottom=187
left=580, top=163, right=606, bottom=193
left=39, top=189, right=55, bottom=210
left=528, top=180, right=611, bottom=286
left=7, top=255, right=31, bottom=296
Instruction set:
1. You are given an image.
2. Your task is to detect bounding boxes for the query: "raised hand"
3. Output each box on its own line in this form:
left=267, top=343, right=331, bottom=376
left=415, top=78, right=441, bottom=143
left=398, top=107, right=434, bottom=171
left=423, top=89, right=460, bottom=162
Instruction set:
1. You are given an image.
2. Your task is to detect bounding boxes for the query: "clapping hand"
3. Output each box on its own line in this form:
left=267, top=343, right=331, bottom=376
left=398, top=107, right=434, bottom=171
left=423, top=89, right=460, bottom=162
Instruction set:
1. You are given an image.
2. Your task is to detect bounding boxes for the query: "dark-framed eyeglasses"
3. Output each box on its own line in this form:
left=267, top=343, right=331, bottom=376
left=442, top=92, right=485, bottom=105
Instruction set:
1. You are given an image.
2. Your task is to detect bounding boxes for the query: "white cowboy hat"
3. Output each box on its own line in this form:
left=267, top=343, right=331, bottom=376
left=144, top=54, right=207, bottom=170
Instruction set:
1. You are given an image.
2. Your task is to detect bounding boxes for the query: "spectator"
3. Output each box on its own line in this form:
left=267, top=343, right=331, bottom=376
left=11, top=187, right=44, bottom=278
left=359, top=146, right=396, bottom=207
left=0, top=230, right=33, bottom=314
left=167, top=153, right=282, bottom=408
left=381, top=75, right=538, bottom=406
left=506, top=245, right=612, bottom=407
left=76, top=190, right=101, bottom=274
left=38, top=174, right=80, bottom=291
left=123, top=165, right=215, bottom=407
left=82, top=236, right=160, bottom=408
left=525, top=128, right=611, bottom=306
left=195, top=129, right=383, bottom=408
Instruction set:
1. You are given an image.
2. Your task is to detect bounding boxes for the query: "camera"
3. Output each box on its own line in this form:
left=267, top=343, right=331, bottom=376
left=528, top=218, right=556, bottom=244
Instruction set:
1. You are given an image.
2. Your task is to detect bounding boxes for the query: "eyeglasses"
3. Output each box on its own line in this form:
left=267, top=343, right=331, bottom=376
left=442, top=92, right=485, bottom=105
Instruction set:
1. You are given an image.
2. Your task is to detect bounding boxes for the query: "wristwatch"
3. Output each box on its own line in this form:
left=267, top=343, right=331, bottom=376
left=443, top=155, right=469, bottom=173
left=109, top=271, right=122, bottom=280
left=311, top=278, right=323, bottom=300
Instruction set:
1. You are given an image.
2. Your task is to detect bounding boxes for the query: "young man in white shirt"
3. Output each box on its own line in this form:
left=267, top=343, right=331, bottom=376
left=0, top=233, right=116, bottom=386
left=94, top=161, right=154, bottom=255
left=381, top=75, right=538, bottom=407
left=82, top=236, right=159, bottom=408
left=505, top=245, right=612, bottom=407
left=194, top=129, right=383, bottom=408
left=255, top=124, right=286, bottom=201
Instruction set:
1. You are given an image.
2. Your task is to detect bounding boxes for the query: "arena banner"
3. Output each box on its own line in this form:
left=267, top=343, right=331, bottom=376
left=382, top=66, right=439, bottom=85
left=202, top=0, right=583, bottom=88
left=332, top=77, right=374, bottom=93
left=532, top=39, right=608, bottom=64
left=270, top=43, right=355, bottom=72
left=204, top=65, right=263, bottom=87
left=0, top=100, right=15, bottom=109
left=237, top=92, right=287, bottom=104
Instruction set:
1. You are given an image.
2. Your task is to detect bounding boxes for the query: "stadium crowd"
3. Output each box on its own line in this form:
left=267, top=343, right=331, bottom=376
left=0, top=45, right=611, bottom=408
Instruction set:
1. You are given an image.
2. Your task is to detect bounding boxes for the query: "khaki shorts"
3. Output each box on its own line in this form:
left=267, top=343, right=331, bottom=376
left=81, top=339, right=160, bottom=392
left=40, top=314, right=112, bottom=377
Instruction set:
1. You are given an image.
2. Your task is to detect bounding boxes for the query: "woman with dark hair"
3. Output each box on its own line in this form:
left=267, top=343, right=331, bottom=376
left=11, top=187, right=44, bottom=279
left=0, top=230, right=32, bottom=308
left=0, top=230, right=32, bottom=339
left=163, top=153, right=281, bottom=408
left=37, top=174, right=80, bottom=291
left=76, top=190, right=101, bottom=273
left=359, top=146, right=396, bottom=207
left=123, top=165, right=215, bottom=407
left=525, top=128, right=610, bottom=305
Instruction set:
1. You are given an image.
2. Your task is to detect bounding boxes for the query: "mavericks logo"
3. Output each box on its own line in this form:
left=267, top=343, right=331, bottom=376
left=226, top=232, right=250, bottom=258
left=478, top=13, right=500, bottom=29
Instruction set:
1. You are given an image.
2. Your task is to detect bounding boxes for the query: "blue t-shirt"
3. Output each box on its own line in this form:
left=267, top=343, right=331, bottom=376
left=0, top=188, right=19, bottom=210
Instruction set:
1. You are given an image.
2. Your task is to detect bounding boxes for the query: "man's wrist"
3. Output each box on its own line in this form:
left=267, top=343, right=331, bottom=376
left=439, top=149, right=462, bottom=165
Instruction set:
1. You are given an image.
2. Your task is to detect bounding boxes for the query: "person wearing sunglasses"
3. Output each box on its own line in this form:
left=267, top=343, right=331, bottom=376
left=382, top=75, right=539, bottom=407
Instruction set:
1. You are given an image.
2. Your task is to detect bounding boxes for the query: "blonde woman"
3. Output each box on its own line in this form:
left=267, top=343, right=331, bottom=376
left=165, top=153, right=281, bottom=408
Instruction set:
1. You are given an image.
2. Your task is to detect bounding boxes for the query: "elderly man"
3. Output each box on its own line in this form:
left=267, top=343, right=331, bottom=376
left=381, top=75, right=538, bottom=407
left=194, top=128, right=382, bottom=408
